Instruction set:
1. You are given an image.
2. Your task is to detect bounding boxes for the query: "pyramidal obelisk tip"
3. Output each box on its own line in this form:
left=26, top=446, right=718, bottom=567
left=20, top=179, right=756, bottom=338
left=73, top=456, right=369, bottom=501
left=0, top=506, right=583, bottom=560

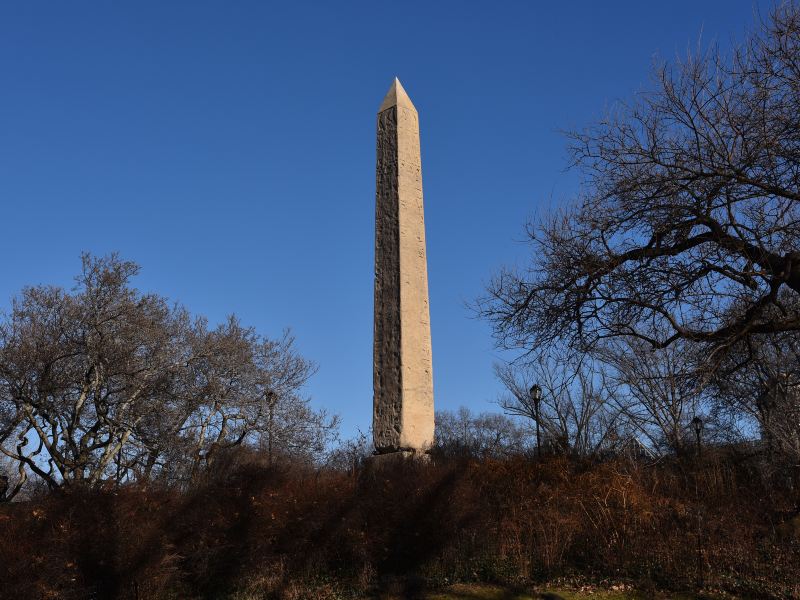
left=378, top=77, right=416, bottom=113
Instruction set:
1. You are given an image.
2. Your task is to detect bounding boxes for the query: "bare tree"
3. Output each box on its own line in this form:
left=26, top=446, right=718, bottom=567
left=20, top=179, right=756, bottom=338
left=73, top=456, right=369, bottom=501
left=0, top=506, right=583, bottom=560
left=0, top=406, right=26, bottom=501
left=478, top=5, right=800, bottom=371
left=124, top=316, right=332, bottom=483
left=0, top=254, right=331, bottom=491
left=495, top=354, right=619, bottom=457
left=597, top=337, right=706, bottom=455
left=325, top=428, right=371, bottom=474
left=712, top=331, right=800, bottom=462
left=172, top=318, right=326, bottom=477
left=0, top=254, right=185, bottom=488
left=433, top=407, right=533, bottom=459
left=254, top=332, right=338, bottom=467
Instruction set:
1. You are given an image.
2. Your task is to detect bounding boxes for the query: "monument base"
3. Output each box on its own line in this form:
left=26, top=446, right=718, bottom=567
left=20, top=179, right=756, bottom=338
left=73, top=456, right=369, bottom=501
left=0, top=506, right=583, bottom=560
left=365, top=450, right=431, bottom=470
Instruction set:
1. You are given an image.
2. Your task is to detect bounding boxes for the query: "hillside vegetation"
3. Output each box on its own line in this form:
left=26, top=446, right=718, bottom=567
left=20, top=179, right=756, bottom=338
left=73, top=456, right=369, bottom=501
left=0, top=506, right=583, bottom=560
left=1, top=453, right=797, bottom=599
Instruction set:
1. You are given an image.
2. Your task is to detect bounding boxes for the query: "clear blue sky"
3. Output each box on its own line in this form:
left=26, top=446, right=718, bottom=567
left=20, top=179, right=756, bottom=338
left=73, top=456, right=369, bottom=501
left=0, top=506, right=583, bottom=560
left=0, top=1, right=767, bottom=439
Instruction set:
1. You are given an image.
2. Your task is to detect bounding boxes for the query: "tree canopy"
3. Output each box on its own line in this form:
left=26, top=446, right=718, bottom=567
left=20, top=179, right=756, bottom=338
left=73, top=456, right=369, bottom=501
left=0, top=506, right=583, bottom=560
left=479, top=5, right=800, bottom=369
left=0, top=254, right=335, bottom=500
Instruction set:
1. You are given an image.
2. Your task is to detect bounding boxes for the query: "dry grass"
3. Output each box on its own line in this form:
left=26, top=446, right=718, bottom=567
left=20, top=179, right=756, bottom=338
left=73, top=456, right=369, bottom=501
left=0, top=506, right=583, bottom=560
left=398, top=583, right=715, bottom=600
left=0, top=454, right=798, bottom=599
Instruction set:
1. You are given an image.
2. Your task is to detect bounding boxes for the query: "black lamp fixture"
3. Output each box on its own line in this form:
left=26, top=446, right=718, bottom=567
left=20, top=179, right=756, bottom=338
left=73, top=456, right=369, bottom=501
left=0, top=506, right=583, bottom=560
left=529, top=384, right=542, bottom=403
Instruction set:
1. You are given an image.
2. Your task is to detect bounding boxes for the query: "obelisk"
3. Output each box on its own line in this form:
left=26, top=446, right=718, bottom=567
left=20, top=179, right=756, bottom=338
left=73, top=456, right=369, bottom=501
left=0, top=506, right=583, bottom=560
left=373, top=78, right=434, bottom=455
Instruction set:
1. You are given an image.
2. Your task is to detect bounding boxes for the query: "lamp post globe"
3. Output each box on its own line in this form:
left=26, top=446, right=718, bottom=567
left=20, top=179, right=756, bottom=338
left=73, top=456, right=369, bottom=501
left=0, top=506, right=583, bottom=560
left=529, top=384, right=542, bottom=402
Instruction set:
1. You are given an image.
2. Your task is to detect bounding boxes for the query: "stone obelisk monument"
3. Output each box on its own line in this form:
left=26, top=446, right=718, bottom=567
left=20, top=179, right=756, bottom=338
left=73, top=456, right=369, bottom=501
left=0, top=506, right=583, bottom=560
left=373, top=78, right=434, bottom=457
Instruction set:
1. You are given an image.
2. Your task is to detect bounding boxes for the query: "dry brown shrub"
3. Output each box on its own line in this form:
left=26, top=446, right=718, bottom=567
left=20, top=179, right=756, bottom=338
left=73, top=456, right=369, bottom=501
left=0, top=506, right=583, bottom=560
left=0, top=453, right=798, bottom=599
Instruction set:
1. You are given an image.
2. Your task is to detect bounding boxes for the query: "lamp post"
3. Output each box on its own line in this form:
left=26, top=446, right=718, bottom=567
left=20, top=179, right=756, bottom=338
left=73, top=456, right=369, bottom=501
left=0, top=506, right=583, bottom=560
left=266, top=390, right=277, bottom=466
left=529, top=384, right=542, bottom=457
left=691, top=414, right=705, bottom=587
left=691, top=416, right=703, bottom=459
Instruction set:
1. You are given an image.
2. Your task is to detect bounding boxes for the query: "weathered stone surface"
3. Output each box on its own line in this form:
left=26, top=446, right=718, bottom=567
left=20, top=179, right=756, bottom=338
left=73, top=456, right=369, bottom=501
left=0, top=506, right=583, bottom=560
left=365, top=450, right=431, bottom=470
left=373, top=78, right=434, bottom=453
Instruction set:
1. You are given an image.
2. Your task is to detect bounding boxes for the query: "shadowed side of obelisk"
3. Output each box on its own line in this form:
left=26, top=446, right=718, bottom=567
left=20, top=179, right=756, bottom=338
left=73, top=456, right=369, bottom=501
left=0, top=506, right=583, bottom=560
left=374, top=100, right=403, bottom=451
left=373, top=78, right=434, bottom=455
